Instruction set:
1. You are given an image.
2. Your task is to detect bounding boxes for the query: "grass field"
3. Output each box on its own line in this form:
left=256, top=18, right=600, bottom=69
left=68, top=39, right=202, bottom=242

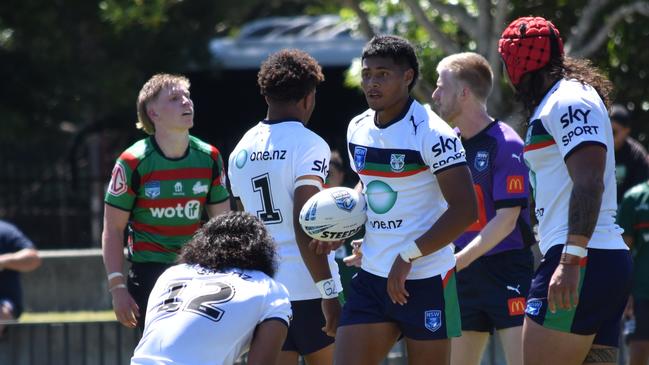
left=20, top=310, right=116, bottom=323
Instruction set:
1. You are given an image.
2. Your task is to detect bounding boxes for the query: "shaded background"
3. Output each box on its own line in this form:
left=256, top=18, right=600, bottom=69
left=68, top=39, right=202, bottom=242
left=1, top=0, right=647, bottom=248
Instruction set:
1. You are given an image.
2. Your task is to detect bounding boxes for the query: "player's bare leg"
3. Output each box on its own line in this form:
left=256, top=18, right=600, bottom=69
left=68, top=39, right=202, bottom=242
left=629, top=340, right=649, bottom=365
left=405, top=337, right=451, bottom=365
left=276, top=350, right=299, bottom=365
left=450, top=331, right=489, bottom=365
left=498, top=326, right=523, bottom=365
left=0, top=302, right=13, bottom=337
left=303, top=343, right=334, bottom=365
left=335, top=323, right=401, bottom=365
left=523, top=318, right=594, bottom=365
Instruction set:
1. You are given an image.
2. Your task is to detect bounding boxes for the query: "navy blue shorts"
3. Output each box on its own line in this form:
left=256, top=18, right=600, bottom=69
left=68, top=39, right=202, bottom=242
left=339, top=269, right=461, bottom=340
left=282, top=298, right=335, bottom=355
left=525, top=245, right=632, bottom=346
left=456, top=247, right=533, bottom=333
left=128, top=262, right=173, bottom=331
left=629, top=297, right=649, bottom=341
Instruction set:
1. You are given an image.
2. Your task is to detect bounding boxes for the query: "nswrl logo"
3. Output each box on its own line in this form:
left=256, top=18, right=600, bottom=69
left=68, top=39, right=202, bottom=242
left=424, top=310, right=442, bottom=332
left=331, top=190, right=356, bottom=212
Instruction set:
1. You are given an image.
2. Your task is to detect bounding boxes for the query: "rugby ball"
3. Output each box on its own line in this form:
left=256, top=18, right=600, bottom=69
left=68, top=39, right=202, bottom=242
left=299, top=187, right=367, bottom=241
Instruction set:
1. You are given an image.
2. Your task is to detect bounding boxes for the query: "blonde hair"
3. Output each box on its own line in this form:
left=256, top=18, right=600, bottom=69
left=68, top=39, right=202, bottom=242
left=436, top=52, right=493, bottom=102
left=136, top=73, right=190, bottom=135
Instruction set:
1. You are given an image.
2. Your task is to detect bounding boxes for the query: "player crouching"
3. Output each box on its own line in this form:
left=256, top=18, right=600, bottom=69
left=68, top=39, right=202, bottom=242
left=131, top=211, right=291, bottom=365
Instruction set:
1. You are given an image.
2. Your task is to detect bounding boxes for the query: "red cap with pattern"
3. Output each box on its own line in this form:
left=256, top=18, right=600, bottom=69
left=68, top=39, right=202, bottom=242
left=498, top=16, right=564, bottom=86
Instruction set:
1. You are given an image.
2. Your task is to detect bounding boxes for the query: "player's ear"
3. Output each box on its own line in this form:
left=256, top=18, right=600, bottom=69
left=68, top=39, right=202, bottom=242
left=404, top=68, right=414, bottom=87
left=301, top=91, right=313, bottom=110
left=147, top=105, right=158, bottom=121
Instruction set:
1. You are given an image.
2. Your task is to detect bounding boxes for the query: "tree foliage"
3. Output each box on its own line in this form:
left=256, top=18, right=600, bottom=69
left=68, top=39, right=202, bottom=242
left=342, top=0, right=649, bottom=132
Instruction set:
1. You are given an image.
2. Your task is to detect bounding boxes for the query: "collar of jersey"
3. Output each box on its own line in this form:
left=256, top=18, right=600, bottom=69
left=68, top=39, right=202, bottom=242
left=461, top=120, right=498, bottom=144
left=374, top=98, right=415, bottom=129
left=150, top=136, right=190, bottom=161
left=261, top=118, right=304, bottom=125
left=530, top=78, right=563, bottom=120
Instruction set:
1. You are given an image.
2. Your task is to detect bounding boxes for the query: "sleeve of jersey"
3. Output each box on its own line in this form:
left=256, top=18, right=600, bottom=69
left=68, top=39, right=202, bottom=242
left=492, top=139, right=529, bottom=209
left=423, top=122, right=467, bottom=174
left=104, top=156, right=137, bottom=212
left=260, top=279, right=292, bottom=327
left=545, top=95, right=608, bottom=160
left=616, top=193, right=637, bottom=236
left=208, top=150, right=230, bottom=204
left=346, top=120, right=358, bottom=174
left=3, top=225, right=35, bottom=251
left=227, top=150, right=240, bottom=198
left=295, top=138, right=330, bottom=183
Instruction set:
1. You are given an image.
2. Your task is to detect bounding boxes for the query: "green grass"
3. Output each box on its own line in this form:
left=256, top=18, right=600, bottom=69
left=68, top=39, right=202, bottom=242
left=20, top=310, right=116, bottom=323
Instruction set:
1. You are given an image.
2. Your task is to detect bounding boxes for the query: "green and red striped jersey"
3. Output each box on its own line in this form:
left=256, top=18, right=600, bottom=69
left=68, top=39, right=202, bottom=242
left=105, top=136, right=229, bottom=263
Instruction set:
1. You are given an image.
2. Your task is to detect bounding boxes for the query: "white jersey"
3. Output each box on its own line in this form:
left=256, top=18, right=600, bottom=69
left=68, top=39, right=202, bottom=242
left=228, top=120, right=341, bottom=300
left=523, top=79, right=626, bottom=255
left=347, top=99, right=466, bottom=279
left=131, top=264, right=291, bottom=365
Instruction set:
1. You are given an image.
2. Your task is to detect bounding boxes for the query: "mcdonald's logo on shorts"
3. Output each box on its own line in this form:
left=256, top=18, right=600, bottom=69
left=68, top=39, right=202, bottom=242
left=506, top=175, right=524, bottom=194
left=508, top=297, right=526, bottom=316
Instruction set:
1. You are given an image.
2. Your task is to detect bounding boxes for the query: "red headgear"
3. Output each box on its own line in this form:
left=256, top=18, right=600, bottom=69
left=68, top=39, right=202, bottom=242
left=498, top=16, right=564, bottom=86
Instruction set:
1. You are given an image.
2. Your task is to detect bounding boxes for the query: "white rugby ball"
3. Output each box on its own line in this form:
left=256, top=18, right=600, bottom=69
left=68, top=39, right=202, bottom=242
left=299, top=187, right=367, bottom=241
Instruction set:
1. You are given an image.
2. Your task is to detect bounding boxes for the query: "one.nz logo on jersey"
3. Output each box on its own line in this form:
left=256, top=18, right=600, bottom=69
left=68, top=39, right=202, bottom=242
left=390, top=154, right=405, bottom=172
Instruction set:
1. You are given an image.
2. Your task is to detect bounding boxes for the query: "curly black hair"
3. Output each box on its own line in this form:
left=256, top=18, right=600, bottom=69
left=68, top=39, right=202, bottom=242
left=516, top=34, right=612, bottom=114
left=179, top=211, right=278, bottom=277
left=257, top=49, right=325, bottom=102
left=362, top=35, right=420, bottom=92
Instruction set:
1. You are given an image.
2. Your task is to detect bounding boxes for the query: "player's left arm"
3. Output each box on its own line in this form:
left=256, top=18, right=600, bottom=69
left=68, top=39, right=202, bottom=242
left=565, top=144, right=606, bottom=245
left=0, top=225, right=41, bottom=272
left=455, top=206, right=520, bottom=271
left=0, top=248, right=41, bottom=272
left=206, top=148, right=231, bottom=218
left=232, top=197, right=244, bottom=211
left=247, top=319, right=289, bottom=365
left=456, top=137, right=529, bottom=271
left=387, top=164, right=477, bottom=305
left=548, top=144, right=606, bottom=312
left=417, top=165, right=479, bottom=254
left=206, top=200, right=230, bottom=218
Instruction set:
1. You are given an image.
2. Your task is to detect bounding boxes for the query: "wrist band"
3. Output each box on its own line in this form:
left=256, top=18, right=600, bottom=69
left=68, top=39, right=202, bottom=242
left=399, top=241, right=423, bottom=263
left=107, top=272, right=123, bottom=281
left=563, top=244, right=588, bottom=258
left=315, top=279, right=338, bottom=299
left=295, top=179, right=322, bottom=191
left=109, top=283, right=127, bottom=292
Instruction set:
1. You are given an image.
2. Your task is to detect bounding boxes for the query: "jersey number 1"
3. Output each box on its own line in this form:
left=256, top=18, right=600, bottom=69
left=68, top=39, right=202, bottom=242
left=252, top=173, right=283, bottom=224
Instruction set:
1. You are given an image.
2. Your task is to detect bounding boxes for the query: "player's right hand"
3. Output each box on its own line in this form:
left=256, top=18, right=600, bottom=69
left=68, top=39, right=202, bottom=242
left=111, top=287, right=139, bottom=328
left=343, top=239, right=363, bottom=267
left=387, top=255, right=412, bottom=305
left=454, top=250, right=471, bottom=272
left=309, top=239, right=343, bottom=255
left=547, top=263, right=579, bottom=313
left=624, top=295, right=634, bottom=318
left=321, top=297, right=341, bottom=337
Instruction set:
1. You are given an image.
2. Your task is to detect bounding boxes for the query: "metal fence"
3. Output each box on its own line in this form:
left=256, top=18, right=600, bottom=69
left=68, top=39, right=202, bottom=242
left=0, top=321, right=139, bottom=365
left=0, top=321, right=511, bottom=365
left=0, top=131, right=126, bottom=250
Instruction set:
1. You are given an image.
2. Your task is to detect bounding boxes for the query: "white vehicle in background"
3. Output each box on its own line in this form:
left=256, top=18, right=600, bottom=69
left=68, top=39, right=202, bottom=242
left=209, top=15, right=372, bottom=69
